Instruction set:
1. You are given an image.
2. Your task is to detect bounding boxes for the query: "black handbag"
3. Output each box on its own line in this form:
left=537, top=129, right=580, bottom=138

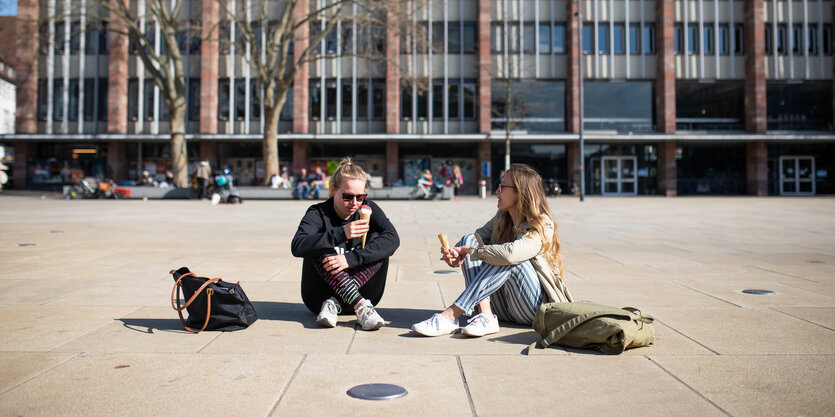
left=170, top=267, right=257, bottom=333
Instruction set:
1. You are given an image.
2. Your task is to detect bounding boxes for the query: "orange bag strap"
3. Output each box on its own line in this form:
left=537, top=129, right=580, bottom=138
left=170, top=270, right=222, bottom=333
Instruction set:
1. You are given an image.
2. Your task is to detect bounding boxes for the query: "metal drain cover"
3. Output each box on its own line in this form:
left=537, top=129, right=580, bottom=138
left=16, top=243, right=36, bottom=247
left=434, top=270, right=458, bottom=274
left=742, top=289, right=775, bottom=295
left=347, top=383, right=407, bottom=400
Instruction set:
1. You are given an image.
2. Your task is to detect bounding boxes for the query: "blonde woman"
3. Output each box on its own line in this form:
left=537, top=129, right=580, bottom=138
left=292, top=158, right=400, bottom=330
left=412, top=163, right=572, bottom=337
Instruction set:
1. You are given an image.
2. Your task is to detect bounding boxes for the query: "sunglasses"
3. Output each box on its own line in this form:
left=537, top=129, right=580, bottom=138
left=342, top=193, right=368, bottom=203
left=497, top=182, right=517, bottom=193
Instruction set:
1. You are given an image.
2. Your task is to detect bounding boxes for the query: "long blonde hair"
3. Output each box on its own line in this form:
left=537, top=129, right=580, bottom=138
left=329, top=157, right=368, bottom=195
left=493, top=164, right=564, bottom=277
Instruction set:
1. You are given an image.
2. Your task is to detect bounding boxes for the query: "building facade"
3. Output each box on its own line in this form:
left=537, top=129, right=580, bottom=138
left=4, top=0, right=835, bottom=195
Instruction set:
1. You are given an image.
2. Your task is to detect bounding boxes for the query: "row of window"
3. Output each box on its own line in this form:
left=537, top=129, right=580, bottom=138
left=674, top=23, right=745, bottom=55
left=581, top=23, right=657, bottom=55
left=36, top=78, right=108, bottom=121
left=400, top=80, right=478, bottom=121
left=765, top=23, right=833, bottom=56
left=40, top=22, right=109, bottom=55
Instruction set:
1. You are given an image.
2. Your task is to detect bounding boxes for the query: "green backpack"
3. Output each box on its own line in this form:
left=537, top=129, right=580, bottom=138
left=527, top=302, right=655, bottom=355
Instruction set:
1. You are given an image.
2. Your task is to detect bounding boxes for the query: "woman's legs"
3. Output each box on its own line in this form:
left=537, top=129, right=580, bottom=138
left=312, top=253, right=383, bottom=308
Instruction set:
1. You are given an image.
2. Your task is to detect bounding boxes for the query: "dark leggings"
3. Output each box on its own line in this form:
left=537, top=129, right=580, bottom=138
left=301, top=256, right=388, bottom=315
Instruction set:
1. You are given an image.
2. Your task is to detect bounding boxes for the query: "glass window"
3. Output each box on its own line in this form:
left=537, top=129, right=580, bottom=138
left=491, top=22, right=503, bottom=54
left=54, top=22, right=65, bottom=55
left=417, top=83, right=428, bottom=119
left=53, top=79, right=64, bottom=121
left=97, top=79, right=108, bottom=121
left=342, top=81, right=353, bottom=118
left=99, top=23, right=109, bottom=54
left=719, top=24, right=730, bottom=55
left=687, top=24, right=698, bottom=54
left=128, top=78, right=138, bottom=121
left=629, top=24, right=640, bottom=54
left=400, top=84, right=412, bottom=119
left=508, top=22, right=520, bottom=53
left=37, top=79, right=46, bottom=121
left=325, top=25, right=338, bottom=54
left=68, top=79, right=79, bottom=121
left=539, top=25, right=550, bottom=54
left=235, top=78, right=246, bottom=120
left=144, top=79, right=155, bottom=121
left=792, top=24, right=803, bottom=55
left=448, top=82, right=459, bottom=119
left=70, top=22, right=80, bottom=54
left=583, top=24, right=593, bottom=54
left=249, top=80, right=260, bottom=121
left=776, top=24, right=787, bottom=55
left=219, top=78, right=230, bottom=121
left=765, top=24, right=773, bottom=55
left=613, top=24, right=625, bottom=54
left=341, top=23, right=353, bottom=54
left=824, top=24, right=832, bottom=55
left=734, top=24, right=744, bottom=54
left=674, top=24, right=682, bottom=54
left=643, top=24, right=655, bottom=54
left=432, top=22, right=444, bottom=54
left=432, top=82, right=443, bottom=120
left=357, top=80, right=369, bottom=119
left=189, top=78, right=201, bottom=122
left=280, top=86, right=293, bottom=121
left=325, top=79, right=337, bottom=119
left=309, top=79, right=321, bottom=120
left=219, top=21, right=231, bottom=54
left=491, top=80, right=565, bottom=132
left=808, top=24, right=818, bottom=55
left=676, top=81, right=745, bottom=130
left=372, top=80, right=385, bottom=120
left=553, top=24, right=565, bottom=54
left=598, top=25, right=609, bottom=53
left=462, top=22, right=476, bottom=54
left=463, top=81, right=477, bottom=121
left=85, top=22, right=99, bottom=55
left=767, top=82, right=833, bottom=131
left=83, top=79, right=95, bottom=121
left=584, top=81, right=653, bottom=132
left=416, top=22, right=429, bottom=54
left=703, top=25, right=714, bottom=54
left=448, top=22, right=461, bottom=54
left=523, top=22, right=536, bottom=54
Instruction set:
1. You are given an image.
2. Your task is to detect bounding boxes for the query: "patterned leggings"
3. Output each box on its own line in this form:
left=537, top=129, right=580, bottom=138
left=453, top=234, right=543, bottom=325
left=313, top=252, right=383, bottom=306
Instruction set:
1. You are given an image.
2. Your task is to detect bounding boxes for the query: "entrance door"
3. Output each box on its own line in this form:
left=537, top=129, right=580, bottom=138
left=601, top=156, right=638, bottom=196
left=779, top=156, right=815, bottom=195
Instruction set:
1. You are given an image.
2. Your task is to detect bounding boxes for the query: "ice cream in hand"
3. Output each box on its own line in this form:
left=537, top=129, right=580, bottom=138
left=359, top=205, right=373, bottom=248
left=438, top=233, right=449, bottom=250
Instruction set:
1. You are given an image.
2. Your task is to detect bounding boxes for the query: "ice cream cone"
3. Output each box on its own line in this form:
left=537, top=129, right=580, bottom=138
left=359, top=205, right=372, bottom=248
left=438, top=233, right=449, bottom=250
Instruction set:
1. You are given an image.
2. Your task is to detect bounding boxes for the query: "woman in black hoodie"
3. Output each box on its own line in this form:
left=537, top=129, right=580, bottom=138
left=291, top=158, right=400, bottom=330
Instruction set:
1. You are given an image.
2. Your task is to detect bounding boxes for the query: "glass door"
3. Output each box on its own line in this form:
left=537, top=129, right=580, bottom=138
left=779, top=156, right=815, bottom=196
left=601, top=156, right=638, bottom=196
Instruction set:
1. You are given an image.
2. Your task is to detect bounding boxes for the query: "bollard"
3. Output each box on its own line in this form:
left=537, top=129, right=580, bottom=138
left=479, top=180, right=487, bottom=199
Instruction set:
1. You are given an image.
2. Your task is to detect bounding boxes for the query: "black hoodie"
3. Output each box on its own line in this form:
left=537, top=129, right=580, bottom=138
left=290, top=198, right=400, bottom=268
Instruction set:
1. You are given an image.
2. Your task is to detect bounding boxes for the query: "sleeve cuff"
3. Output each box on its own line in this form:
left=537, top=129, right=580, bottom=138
left=468, top=233, right=485, bottom=261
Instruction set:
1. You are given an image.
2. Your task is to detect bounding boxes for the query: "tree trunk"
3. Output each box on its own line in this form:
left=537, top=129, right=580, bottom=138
left=262, top=104, right=281, bottom=182
left=169, top=103, right=189, bottom=188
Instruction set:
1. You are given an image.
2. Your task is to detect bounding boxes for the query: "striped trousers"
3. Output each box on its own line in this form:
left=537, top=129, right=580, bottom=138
left=313, top=252, right=382, bottom=306
left=452, top=234, right=543, bottom=325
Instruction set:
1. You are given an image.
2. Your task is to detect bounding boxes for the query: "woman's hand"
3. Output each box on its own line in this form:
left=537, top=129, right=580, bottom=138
left=322, top=254, right=349, bottom=274
left=343, top=219, right=370, bottom=240
left=441, top=245, right=470, bottom=268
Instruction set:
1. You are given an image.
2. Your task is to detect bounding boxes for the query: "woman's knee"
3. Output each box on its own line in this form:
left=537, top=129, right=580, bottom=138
left=458, top=233, right=479, bottom=247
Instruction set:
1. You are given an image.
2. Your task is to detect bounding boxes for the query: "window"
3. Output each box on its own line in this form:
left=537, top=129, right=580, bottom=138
left=128, top=78, right=139, bottom=121
left=341, top=23, right=354, bottom=54
left=825, top=24, right=832, bottom=55
left=447, top=82, right=459, bottom=119
left=719, top=24, right=730, bottom=55
left=598, top=25, right=609, bottom=53
left=613, top=24, right=625, bottom=54
left=629, top=24, right=640, bottom=54
left=432, top=82, right=443, bottom=120
left=674, top=24, right=682, bottom=54
left=808, top=24, right=818, bottom=55
left=583, top=24, right=593, bottom=54
left=777, top=23, right=787, bottom=55
left=508, top=22, right=520, bottom=53
left=70, top=22, right=80, bottom=54
left=54, top=22, right=65, bottom=55
left=235, top=78, right=246, bottom=121
left=416, top=22, right=429, bottom=54
left=280, top=87, right=293, bottom=121
left=687, top=24, right=698, bottom=54
left=448, top=22, right=461, bottom=54
left=401, top=80, right=429, bottom=120
left=68, top=79, right=79, bottom=121
left=219, top=21, right=231, bottom=54
left=144, top=79, right=155, bottom=121
left=342, top=80, right=353, bottom=118
left=189, top=79, right=201, bottom=121
left=309, top=79, right=337, bottom=120
left=462, top=81, right=477, bottom=121
left=218, top=78, right=230, bottom=121
left=643, top=24, right=655, bottom=54
left=703, top=25, right=714, bottom=54
left=372, top=80, right=385, bottom=120
left=83, top=79, right=94, bottom=121
left=249, top=80, right=259, bottom=121
left=432, top=22, right=444, bottom=54
left=97, top=79, right=108, bottom=121
left=733, top=24, right=744, bottom=54
left=491, top=80, right=565, bottom=132
left=401, top=84, right=412, bottom=119
left=523, top=22, right=536, bottom=54
left=37, top=79, right=46, bottom=121
left=462, top=22, right=476, bottom=54
left=792, top=24, right=803, bottom=55
left=553, top=24, right=565, bottom=54
left=130, top=22, right=155, bottom=55
left=53, top=79, right=64, bottom=121
left=765, top=24, right=773, bottom=54
left=539, top=25, right=550, bottom=54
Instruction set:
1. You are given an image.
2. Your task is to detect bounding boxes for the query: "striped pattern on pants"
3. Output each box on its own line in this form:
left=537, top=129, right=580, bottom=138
left=313, top=253, right=382, bottom=306
left=453, top=234, right=543, bottom=325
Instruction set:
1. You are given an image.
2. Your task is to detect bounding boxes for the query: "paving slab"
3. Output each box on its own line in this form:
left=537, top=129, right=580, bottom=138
left=0, top=305, right=139, bottom=351
left=651, top=355, right=835, bottom=417
left=0, top=352, right=77, bottom=394
left=0, top=353, right=299, bottom=417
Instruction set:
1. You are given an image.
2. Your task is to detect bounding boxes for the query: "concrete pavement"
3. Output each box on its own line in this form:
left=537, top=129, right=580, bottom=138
left=0, top=194, right=833, bottom=416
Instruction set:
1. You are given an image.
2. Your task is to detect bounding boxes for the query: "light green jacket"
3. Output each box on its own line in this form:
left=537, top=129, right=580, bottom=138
left=468, top=211, right=573, bottom=303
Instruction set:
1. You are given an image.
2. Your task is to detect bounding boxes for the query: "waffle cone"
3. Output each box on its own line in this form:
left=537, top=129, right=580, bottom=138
left=360, top=212, right=371, bottom=248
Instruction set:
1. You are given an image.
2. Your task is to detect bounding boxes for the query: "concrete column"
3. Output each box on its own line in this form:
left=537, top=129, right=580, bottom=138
left=385, top=140, right=398, bottom=186
left=477, top=0, right=491, bottom=133
left=199, top=141, right=218, bottom=168
left=15, top=0, right=38, bottom=133
left=11, top=141, right=35, bottom=189
left=293, top=0, right=309, bottom=133
left=200, top=0, right=219, bottom=133
left=744, top=0, right=766, bottom=133
left=565, top=1, right=580, bottom=133
left=656, top=0, right=676, bottom=133
left=657, top=141, right=677, bottom=196
left=477, top=140, right=491, bottom=184
left=566, top=141, right=580, bottom=190
left=107, top=18, right=129, bottom=134
left=106, top=141, right=126, bottom=181
left=292, top=141, right=308, bottom=171
left=385, top=9, right=400, bottom=133
left=746, top=140, right=768, bottom=195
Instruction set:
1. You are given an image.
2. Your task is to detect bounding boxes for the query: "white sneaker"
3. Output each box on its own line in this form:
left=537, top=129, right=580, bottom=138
left=461, top=313, right=500, bottom=337
left=355, top=299, right=385, bottom=330
left=211, top=193, right=221, bottom=205
left=316, top=298, right=341, bottom=328
left=411, top=313, right=459, bottom=337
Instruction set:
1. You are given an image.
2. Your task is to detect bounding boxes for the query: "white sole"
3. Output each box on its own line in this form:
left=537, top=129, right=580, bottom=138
left=461, top=328, right=499, bottom=338
left=411, top=327, right=459, bottom=337
left=316, top=317, right=336, bottom=328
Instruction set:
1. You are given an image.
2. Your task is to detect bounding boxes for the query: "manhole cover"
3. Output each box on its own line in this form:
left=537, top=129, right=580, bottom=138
left=742, top=289, right=775, bottom=295
left=347, top=383, right=407, bottom=400
left=16, top=243, right=36, bottom=247
left=50, top=230, right=64, bottom=234
left=434, top=270, right=458, bottom=275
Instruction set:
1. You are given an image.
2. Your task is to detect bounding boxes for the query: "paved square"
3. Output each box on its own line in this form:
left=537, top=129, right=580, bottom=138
left=0, top=194, right=833, bottom=416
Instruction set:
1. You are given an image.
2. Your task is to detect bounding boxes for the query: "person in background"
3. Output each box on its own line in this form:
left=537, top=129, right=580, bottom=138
left=295, top=168, right=310, bottom=199
left=451, top=165, right=464, bottom=198
left=193, top=160, right=212, bottom=199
